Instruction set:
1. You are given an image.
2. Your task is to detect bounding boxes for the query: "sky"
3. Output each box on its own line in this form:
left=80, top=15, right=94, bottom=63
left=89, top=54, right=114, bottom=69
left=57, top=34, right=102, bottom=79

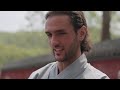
left=0, top=11, right=28, bottom=32
left=0, top=11, right=119, bottom=35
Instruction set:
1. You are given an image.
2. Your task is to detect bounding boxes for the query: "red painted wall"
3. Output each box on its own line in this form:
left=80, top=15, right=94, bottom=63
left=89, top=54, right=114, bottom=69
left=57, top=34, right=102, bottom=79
left=1, top=59, right=120, bottom=79
left=90, top=59, right=120, bottom=79
left=1, top=68, right=38, bottom=79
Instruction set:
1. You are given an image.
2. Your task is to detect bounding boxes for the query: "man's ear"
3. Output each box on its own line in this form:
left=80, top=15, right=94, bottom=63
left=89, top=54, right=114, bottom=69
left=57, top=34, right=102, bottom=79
left=77, top=26, right=87, bottom=41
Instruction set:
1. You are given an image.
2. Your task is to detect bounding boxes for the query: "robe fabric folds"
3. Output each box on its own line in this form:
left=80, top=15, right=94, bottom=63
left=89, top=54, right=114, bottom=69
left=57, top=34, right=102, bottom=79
left=28, top=54, right=109, bottom=79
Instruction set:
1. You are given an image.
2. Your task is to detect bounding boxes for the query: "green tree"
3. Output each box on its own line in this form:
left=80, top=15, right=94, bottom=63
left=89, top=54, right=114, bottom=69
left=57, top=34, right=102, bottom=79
left=25, top=11, right=46, bottom=31
left=101, top=11, right=111, bottom=41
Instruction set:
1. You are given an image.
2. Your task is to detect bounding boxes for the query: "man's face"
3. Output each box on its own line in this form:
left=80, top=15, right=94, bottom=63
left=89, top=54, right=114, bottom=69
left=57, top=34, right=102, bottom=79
left=45, top=15, right=81, bottom=62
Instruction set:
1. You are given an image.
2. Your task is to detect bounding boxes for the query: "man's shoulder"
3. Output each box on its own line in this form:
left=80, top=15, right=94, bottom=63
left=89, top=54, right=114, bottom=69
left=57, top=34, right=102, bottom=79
left=83, top=63, right=109, bottom=79
left=34, top=62, right=56, bottom=73
left=28, top=62, right=56, bottom=79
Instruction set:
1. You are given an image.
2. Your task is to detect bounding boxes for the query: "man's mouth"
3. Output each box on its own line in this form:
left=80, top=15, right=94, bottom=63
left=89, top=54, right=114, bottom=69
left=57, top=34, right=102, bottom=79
left=54, top=48, right=64, bottom=54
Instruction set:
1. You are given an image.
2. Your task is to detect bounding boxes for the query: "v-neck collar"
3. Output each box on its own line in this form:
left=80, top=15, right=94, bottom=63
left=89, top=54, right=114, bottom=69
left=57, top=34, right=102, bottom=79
left=49, top=53, right=88, bottom=79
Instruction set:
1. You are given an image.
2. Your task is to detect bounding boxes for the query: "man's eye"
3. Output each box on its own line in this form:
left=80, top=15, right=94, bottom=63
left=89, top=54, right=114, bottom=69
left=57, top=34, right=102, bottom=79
left=46, top=33, right=52, bottom=37
left=59, top=33, right=66, bottom=35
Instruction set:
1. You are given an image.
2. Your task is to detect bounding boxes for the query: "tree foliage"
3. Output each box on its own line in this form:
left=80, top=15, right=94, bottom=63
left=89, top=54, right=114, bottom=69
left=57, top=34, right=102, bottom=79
left=0, top=31, right=51, bottom=67
left=25, top=11, right=46, bottom=31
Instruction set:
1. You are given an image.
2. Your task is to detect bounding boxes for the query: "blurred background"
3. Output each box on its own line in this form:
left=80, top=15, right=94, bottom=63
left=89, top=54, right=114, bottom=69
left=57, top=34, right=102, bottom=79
left=0, top=11, right=120, bottom=79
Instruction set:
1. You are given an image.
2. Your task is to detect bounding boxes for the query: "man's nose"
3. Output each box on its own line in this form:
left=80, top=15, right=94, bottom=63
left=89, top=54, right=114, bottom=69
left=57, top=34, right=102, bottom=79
left=50, top=36, right=60, bottom=47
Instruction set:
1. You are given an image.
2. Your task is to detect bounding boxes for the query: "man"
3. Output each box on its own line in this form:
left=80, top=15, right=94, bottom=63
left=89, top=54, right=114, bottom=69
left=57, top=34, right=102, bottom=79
left=29, top=11, right=109, bottom=79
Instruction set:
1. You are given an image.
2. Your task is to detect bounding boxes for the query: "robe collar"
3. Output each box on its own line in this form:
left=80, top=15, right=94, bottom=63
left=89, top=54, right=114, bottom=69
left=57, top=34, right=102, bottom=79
left=53, top=53, right=88, bottom=79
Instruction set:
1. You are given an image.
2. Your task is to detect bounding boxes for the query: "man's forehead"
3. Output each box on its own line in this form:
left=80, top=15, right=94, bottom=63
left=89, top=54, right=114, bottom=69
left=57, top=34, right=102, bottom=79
left=45, top=16, right=72, bottom=29
left=45, top=29, right=66, bottom=33
left=45, top=15, right=71, bottom=24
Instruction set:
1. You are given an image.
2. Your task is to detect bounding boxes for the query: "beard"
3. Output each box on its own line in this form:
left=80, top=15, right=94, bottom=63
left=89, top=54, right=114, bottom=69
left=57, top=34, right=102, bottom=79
left=53, top=36, right=79, bottom=62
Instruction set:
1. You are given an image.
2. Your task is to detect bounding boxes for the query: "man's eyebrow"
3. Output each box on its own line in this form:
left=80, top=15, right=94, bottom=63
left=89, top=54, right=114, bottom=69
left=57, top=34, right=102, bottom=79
left=55, top=29, right=66, bottom=33
left=45, top=29, right=66, bottom=34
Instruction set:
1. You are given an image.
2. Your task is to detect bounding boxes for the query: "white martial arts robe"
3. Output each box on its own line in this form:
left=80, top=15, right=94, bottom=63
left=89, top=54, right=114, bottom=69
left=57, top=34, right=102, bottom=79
left=28, top=54, right=109, bottom=79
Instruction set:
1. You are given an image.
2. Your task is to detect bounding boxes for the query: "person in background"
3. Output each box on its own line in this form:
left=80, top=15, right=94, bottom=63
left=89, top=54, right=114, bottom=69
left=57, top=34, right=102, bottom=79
left=29, top=11, right=109, bottom=79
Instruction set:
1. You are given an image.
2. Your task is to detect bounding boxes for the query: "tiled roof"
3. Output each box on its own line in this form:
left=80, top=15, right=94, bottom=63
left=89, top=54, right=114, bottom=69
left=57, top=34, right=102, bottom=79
left=87, top=39, right=120, bottom=61
left=1, top=54, right=55, bottom=71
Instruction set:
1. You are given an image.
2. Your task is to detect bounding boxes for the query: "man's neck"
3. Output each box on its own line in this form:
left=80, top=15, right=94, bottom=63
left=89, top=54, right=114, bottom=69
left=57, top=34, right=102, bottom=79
left=57, top=53, right=82, bottom=74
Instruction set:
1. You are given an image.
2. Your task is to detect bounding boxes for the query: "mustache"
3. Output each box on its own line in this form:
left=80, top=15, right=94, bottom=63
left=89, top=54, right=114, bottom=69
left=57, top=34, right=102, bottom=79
left=52, top=45, right=63, bottom=49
